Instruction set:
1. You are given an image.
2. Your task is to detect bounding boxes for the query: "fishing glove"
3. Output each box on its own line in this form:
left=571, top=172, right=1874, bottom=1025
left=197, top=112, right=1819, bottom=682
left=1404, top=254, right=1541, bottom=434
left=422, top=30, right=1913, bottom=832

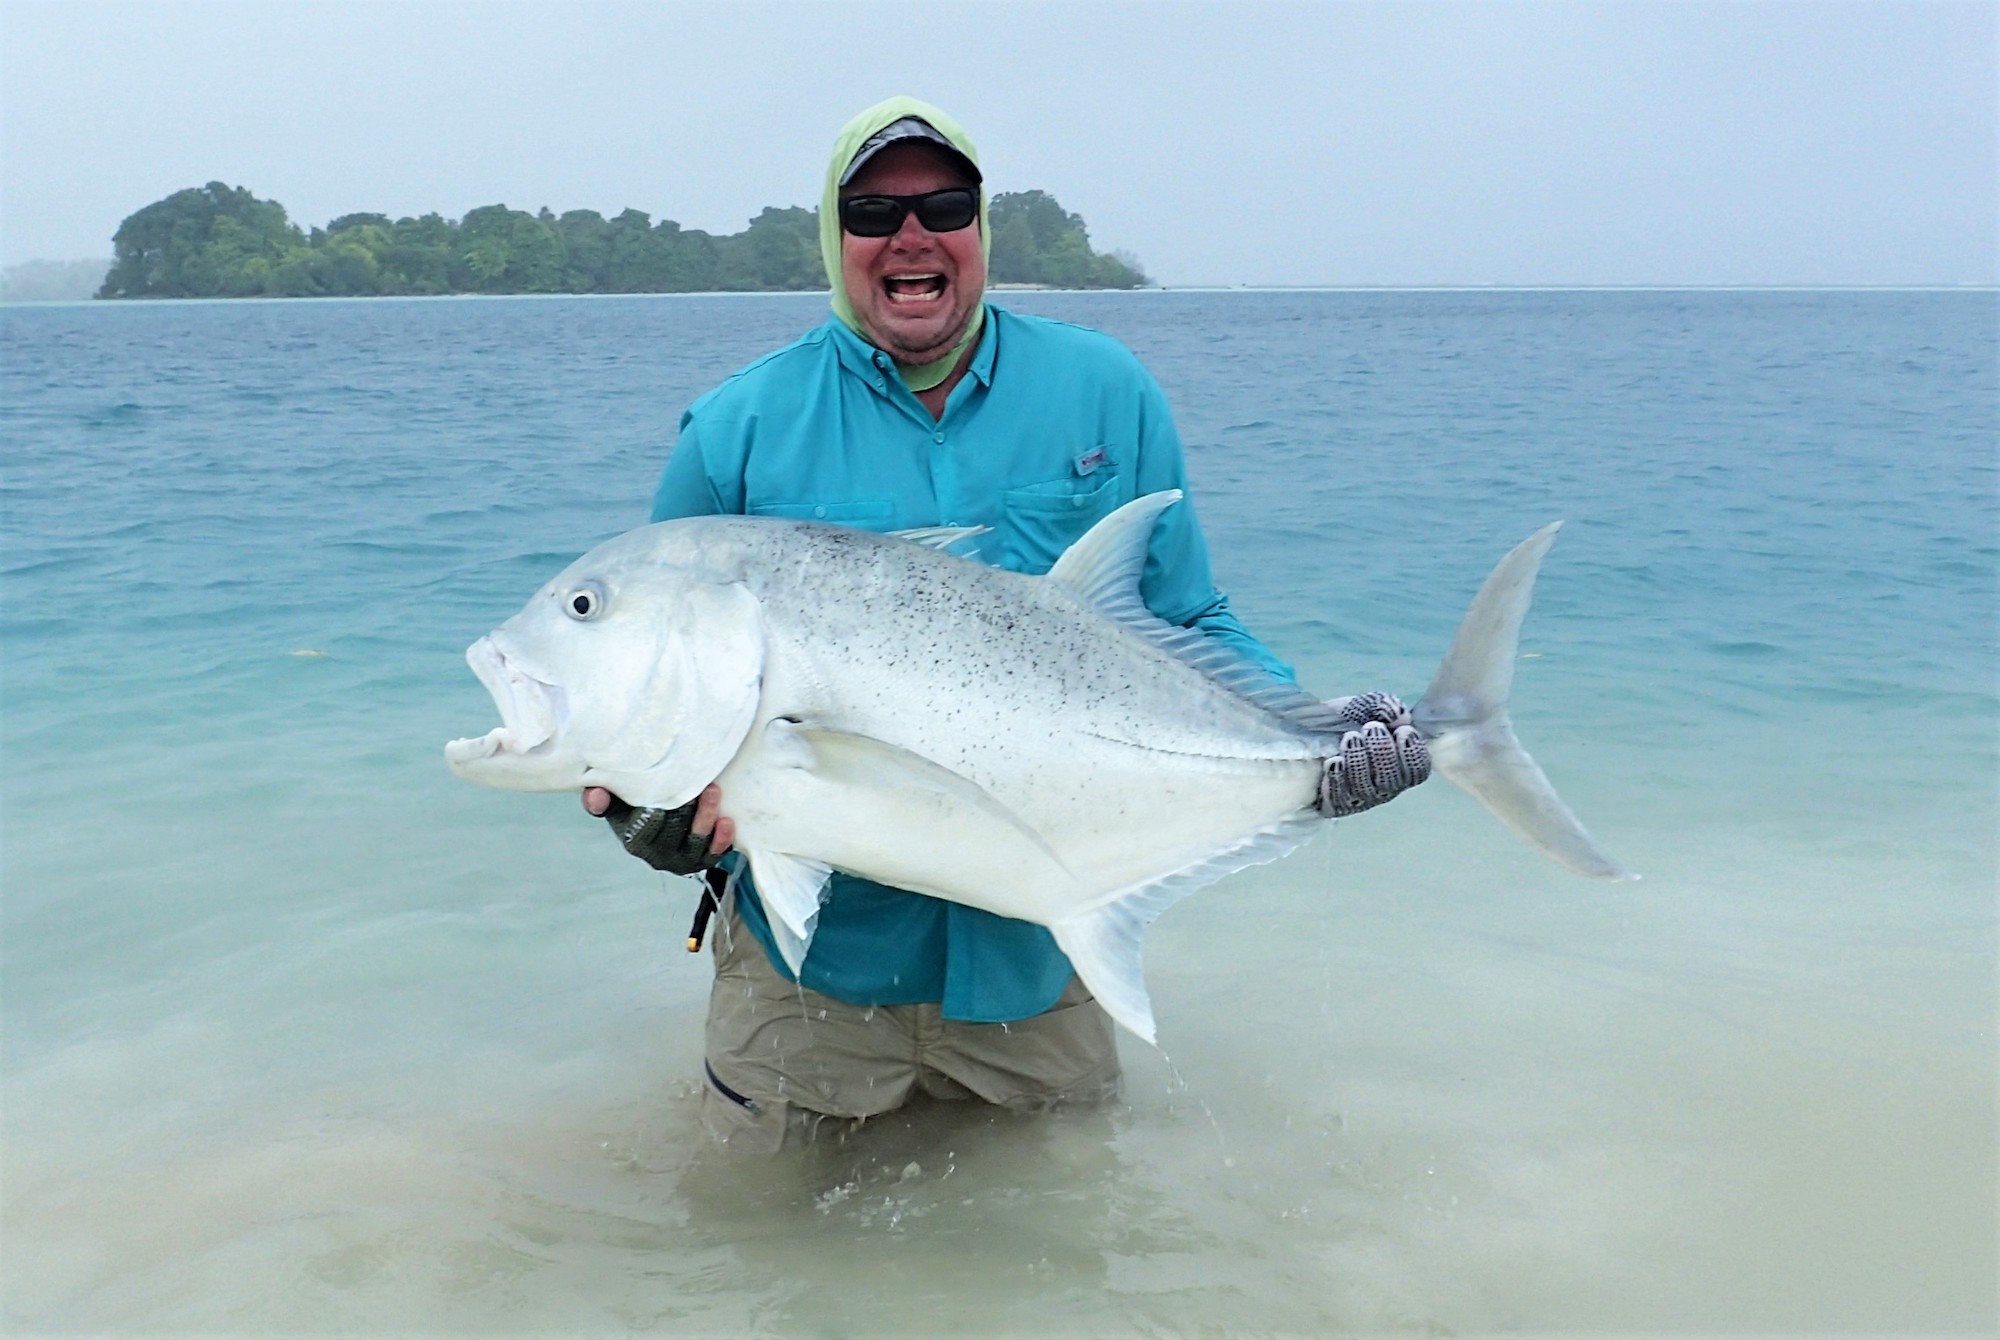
left=1318, top=692, right=1431, bottom=817
left=601, top=796, right=720, bottom=874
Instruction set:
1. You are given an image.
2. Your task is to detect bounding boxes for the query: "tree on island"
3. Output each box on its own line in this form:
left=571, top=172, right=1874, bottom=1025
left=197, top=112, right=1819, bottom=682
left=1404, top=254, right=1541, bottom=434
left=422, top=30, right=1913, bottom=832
left=99, top=183, right=304, bottom=299
left=987, top=190, right=1146, bottom=289
left=97, top=183, right=1147, bottom=299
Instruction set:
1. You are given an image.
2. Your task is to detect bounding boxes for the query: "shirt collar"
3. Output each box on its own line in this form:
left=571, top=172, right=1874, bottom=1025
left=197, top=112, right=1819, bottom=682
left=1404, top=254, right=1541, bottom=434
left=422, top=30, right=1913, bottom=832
left=964, top=302, right=998, bottom=388
left=827, top=304, right=998, bottom=395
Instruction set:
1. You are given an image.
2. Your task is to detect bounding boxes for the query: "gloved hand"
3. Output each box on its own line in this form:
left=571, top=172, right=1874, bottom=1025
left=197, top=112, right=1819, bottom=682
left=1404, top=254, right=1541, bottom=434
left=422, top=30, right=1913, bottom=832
left=1318, top=691, right=1431, bottom=817
left=592, top=787, right=729, bottom=874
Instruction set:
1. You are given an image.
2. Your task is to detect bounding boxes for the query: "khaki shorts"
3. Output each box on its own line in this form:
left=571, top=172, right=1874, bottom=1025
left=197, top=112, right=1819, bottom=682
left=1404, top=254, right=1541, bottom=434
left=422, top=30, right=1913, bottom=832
left=700, top=897, right=1122, bottom=1153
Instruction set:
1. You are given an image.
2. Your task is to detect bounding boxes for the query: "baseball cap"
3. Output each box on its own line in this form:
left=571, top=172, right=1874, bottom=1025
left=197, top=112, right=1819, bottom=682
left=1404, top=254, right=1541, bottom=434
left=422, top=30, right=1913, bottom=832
left=838, top=116, right=984, bottom=187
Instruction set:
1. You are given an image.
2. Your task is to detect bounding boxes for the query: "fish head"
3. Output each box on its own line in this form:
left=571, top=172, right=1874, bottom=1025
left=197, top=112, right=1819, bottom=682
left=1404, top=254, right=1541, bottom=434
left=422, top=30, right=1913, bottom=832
left=444, top=525, right=765, bottom=808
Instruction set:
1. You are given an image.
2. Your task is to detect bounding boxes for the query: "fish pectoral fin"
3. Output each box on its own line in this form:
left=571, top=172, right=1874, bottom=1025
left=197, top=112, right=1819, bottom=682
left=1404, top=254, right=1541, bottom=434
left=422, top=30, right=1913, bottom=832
left=742, top=848, right=833, bottom=973
left=781, top=723, right=1068, bottom=873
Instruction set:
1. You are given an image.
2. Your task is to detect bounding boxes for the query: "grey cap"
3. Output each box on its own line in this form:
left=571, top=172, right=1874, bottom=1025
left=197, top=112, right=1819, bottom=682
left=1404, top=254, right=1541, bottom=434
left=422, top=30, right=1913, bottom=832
left=838, top=116, right=983, bottom=188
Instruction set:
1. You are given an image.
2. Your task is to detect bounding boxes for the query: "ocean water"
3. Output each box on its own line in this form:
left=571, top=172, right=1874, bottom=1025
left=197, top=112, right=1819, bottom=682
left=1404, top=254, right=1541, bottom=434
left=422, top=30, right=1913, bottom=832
left=1, top=289, right=1993, bottom=1334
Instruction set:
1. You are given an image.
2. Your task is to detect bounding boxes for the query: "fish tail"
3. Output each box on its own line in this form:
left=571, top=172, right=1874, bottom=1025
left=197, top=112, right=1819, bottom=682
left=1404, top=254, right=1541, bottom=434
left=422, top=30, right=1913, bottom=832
left=1411, top=524, right=1636, bottom=880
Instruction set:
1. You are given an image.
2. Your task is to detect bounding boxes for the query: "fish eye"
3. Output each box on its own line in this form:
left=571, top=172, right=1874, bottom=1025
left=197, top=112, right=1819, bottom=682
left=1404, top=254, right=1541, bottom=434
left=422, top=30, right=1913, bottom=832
left=562, top=580, right=608, bottom=621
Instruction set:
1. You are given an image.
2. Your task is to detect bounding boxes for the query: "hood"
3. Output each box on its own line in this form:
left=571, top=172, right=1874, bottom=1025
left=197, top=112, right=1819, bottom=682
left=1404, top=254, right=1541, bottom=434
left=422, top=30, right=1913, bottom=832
left=819, top=96, right=991, bottom=392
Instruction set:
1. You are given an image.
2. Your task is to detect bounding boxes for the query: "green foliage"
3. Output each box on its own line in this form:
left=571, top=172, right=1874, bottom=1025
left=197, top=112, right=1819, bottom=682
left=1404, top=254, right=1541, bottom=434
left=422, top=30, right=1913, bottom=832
left=101, top=182, right=306, bottom=298
left=96, top=184, right=1147, bottom=298
left=450, top=205, right=566, bottom=293
left=987, top=190, right=1146, bottom=289
left=718, top=206, right=822, bottom=291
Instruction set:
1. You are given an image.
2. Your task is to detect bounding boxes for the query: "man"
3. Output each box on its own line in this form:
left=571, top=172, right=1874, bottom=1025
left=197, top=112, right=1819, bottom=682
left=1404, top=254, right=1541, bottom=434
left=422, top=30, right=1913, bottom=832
left=585, top=97, right=1426, bottom=1152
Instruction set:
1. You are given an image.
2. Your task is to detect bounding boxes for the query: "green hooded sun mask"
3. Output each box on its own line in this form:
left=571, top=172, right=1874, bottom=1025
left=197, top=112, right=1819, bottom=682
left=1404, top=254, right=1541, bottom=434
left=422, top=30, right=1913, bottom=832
left=820, top=96, right=992, bottom=393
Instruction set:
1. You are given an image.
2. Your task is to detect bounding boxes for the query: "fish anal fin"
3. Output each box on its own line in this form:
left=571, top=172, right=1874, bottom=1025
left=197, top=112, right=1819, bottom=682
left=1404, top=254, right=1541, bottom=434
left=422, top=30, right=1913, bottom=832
left=1052, top=813, right=1323, bottom=1046
left=1052, top=902, right=1158, bottom=1045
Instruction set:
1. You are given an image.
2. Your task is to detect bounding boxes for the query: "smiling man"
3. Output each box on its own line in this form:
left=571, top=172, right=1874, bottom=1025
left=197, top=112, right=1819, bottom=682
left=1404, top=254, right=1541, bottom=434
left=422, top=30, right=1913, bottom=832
left=585, top=97, right=1422, bottom=1151
left=832, top=117, right=986, bottom=388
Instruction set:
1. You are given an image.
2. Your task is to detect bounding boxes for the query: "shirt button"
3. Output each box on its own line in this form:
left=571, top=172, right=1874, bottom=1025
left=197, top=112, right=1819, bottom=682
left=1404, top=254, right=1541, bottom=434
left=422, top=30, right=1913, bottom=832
left=813, top=505, right=827, bottom=518
left=933, top=431, right=945, bottom=444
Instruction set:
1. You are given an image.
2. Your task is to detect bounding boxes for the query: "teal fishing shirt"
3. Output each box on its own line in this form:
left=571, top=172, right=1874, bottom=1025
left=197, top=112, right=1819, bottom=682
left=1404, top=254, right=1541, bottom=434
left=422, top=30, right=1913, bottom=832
left=651, top=303, right=1296, bottom=1023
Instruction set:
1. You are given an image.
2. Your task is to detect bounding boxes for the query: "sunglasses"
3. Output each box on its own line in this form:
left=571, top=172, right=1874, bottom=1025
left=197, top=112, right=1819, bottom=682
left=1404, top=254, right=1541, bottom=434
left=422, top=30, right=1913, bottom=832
left=838, top=187, right=979, bottom=238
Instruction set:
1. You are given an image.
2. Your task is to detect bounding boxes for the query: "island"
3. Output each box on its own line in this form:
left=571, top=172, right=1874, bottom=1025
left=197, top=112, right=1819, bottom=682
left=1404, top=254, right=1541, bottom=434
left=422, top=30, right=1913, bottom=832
left=95, top=182, right=1147, bottom=299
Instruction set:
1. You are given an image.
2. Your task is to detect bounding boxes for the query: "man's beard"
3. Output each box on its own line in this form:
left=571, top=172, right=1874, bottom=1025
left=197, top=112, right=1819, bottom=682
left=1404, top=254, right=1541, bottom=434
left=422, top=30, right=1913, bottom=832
left=877, top=296, right=975, bottom=365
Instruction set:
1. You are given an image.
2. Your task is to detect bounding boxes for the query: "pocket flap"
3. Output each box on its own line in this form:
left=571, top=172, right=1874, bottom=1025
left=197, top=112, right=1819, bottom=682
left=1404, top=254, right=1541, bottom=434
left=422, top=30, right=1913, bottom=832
left=1001, top=472, right=1119, bottom=515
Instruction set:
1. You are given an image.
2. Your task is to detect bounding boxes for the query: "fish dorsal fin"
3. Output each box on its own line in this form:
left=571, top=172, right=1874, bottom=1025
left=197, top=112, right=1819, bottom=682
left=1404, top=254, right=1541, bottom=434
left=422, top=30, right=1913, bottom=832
left=742, top=848, right=833, bottom=974
left=1049, top=811, right=1323, bottom=1044
left=1046, top=490, right=1341, bottom=734
left=1046, top=491, right=1181, bottom=608
left=891, top=524, right=990, bottom=553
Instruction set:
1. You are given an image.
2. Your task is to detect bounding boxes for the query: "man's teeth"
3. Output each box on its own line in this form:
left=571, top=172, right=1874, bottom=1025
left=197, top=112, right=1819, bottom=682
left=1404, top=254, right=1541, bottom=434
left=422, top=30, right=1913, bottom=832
left=884, top=274, right=946, bottom=303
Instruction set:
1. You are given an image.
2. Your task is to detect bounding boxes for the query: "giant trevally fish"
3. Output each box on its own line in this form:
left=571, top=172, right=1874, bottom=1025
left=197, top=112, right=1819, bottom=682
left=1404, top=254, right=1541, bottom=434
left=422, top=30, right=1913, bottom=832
left=445, top=492, right=1632, bottom=1042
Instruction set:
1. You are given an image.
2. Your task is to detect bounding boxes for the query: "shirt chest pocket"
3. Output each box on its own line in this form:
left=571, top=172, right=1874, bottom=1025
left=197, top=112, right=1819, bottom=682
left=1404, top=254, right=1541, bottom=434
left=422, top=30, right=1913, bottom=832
left=748, top=499, right=896, bottom=525
left=999, top=469, right=1124, bottom=574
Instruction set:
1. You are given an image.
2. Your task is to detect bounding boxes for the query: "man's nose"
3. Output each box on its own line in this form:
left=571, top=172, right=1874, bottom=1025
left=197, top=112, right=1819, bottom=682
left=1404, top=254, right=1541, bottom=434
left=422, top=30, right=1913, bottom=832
left=891, top=209, right=936, bottom=246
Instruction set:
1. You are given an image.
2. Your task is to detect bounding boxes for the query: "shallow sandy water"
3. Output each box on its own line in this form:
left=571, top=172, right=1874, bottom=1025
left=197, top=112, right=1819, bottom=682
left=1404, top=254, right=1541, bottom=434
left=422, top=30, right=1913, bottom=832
left=3, top=290, right=1992, bottom=1333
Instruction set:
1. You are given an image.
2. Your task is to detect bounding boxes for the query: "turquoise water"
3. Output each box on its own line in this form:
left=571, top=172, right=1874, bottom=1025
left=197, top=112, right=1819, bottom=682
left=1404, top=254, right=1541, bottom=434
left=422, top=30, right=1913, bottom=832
left=3, top=290, right=1993, bottom=1332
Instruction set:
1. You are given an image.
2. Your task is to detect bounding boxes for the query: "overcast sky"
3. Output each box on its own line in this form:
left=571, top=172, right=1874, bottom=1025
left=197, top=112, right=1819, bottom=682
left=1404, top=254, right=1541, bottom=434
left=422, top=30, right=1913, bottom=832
left=2, top=0, right=1993, bottom=285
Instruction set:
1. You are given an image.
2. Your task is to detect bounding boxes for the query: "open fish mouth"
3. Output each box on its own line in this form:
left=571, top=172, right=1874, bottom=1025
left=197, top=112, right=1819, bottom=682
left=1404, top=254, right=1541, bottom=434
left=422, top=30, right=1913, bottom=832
left=444, top=635, right=568, bottom=767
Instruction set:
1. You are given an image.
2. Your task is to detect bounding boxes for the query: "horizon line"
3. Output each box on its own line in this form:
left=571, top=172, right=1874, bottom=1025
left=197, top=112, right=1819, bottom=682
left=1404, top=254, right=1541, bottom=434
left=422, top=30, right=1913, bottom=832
left=8, top=282, right=1994, bottom=308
